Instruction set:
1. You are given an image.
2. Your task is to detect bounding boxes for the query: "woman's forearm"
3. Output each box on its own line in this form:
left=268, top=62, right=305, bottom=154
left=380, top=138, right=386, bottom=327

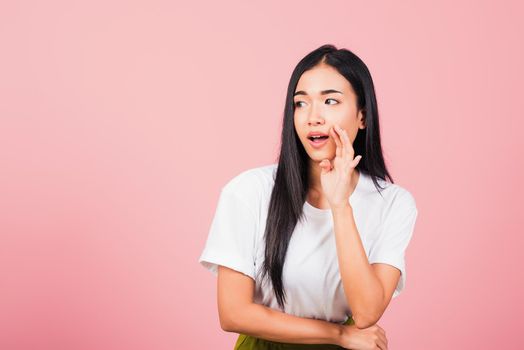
left=331, top=204, right=384, bottom=328
left=224, top=302, right=343, bottom=346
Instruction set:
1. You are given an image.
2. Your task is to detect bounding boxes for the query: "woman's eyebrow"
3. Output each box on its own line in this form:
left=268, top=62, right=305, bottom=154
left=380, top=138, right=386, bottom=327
left=293, top=89, right=343, bottom=96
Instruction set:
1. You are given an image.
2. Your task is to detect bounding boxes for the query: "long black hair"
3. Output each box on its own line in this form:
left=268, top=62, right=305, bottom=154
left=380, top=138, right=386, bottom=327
left=260, top=44, right=394, bottom=310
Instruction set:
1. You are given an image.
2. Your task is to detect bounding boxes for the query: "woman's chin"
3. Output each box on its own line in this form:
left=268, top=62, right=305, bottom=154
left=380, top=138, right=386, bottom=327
left=308, top=151, right=335, bottom=162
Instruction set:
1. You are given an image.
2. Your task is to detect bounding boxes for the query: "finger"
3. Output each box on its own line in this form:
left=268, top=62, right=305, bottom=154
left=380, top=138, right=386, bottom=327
left=334, top=125, right=346, bottom=157
left=341, top=128, right=354, bottom=157
left=339, top=127, right=352, bottom=161
left=352, top=155, right=362, bottom=167
left=335, top=125, right=351, bottom=168
left=377, top=328, right=388, bottom=349
left=320, top=159, right=331, bottom=173
left=333, top=125, right=344, bottom=157
left=330, top=127, right=342, bottom=158
left=376, top=337, right=388, bottom=350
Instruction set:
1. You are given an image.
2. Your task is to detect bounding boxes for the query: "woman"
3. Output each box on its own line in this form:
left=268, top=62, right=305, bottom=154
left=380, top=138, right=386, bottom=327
left=199, top=44, right=419, bottom=349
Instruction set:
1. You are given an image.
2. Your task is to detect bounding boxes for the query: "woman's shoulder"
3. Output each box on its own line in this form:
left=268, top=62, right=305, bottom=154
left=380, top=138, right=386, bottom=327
left=361, top=172, right=417, bottom=211
left=221, top=163, right=277, bottom=201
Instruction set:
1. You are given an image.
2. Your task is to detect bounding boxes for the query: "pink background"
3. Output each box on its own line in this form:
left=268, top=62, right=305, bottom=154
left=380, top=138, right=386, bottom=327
left=1, top=1, right=523, bottom=349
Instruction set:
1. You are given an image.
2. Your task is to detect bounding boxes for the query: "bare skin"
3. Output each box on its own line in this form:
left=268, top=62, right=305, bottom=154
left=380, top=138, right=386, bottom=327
left=293, top=61, right=393, bottom=348
left=293, top=61, right=366, bottom=208
left=218, top=265, right=388, bottom=349
left=217, top=62, right=390, bottom=349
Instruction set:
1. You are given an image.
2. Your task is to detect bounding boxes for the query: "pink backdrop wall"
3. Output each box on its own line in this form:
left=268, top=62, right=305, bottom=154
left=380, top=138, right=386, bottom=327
left=1, top=1, right=522, bottom=349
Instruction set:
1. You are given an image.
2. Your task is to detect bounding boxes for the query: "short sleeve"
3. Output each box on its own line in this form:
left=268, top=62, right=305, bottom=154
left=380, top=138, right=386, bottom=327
left=198, top=188, right=258, bottom=280
left=368, top=191, right=418, bottom=299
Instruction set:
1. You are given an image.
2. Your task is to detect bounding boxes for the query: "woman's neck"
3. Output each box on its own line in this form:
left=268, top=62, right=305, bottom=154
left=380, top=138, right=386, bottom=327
left=307, top=160, right=324, bottom=193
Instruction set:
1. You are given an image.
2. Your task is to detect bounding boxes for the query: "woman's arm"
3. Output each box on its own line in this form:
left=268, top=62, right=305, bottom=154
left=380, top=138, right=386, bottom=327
left=224, top=301, right=344, bottom=344
left=332, top=204, right=397, bottom=329
left=217, top=265, right=343, bottom=345
left=318, top=126, right=400, bottom=330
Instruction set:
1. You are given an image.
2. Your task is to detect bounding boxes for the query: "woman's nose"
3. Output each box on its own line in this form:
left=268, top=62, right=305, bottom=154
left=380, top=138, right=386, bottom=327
left=307, top=106, right=325, bottom=125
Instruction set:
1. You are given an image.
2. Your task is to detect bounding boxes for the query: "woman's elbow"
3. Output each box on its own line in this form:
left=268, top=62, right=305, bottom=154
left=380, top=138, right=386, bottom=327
left=353, top=313, right=380, bottom=329
left=219, top=309, right=240, bottom=332
left=219, top=305, right=250, bottom=333
left=220, top=321, right=236, bottom=332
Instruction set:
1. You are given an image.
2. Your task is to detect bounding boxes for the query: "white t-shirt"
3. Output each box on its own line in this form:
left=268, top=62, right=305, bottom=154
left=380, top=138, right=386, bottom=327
left=199, top=163, right=418, bottom=324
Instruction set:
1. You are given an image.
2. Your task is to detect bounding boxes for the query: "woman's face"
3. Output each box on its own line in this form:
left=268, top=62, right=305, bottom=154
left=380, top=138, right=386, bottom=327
left=293, top=63, right=366, bottom=163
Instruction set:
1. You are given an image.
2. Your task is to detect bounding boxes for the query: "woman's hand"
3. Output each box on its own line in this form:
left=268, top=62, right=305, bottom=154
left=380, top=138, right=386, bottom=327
left=338, top=323, right=388, bottom=350
left=319, top=124, right=362, bottom=209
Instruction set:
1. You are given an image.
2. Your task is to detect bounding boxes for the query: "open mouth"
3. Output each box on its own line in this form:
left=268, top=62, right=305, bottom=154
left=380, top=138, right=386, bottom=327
left=308, top=135, right=329, bottom=143
left=307, top=135, right=329, bottom=149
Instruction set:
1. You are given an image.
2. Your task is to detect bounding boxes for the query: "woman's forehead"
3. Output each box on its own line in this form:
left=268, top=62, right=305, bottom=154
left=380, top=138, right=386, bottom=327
left=295, top=66, right=351, bottom=95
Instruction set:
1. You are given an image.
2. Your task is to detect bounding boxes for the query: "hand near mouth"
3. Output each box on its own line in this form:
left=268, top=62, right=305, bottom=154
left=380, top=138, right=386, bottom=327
left=319, top=125, right=362, bottom=209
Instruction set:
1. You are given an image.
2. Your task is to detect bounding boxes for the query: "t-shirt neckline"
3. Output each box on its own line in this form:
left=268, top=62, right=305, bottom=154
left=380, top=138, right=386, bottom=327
left=303, top=170, right=365, bottom=216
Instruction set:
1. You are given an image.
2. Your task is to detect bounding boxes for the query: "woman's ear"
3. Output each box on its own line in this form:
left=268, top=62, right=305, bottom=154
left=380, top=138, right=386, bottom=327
left=358, top=108, right=367, bottom=129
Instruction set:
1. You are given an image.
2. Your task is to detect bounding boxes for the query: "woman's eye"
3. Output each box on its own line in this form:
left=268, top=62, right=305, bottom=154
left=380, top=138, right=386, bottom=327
left=294, top=99, right=338, bottom=107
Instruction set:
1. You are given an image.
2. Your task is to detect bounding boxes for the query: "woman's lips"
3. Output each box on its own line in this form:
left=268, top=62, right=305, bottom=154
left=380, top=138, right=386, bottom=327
left=308, top=137, right=329, bottom=149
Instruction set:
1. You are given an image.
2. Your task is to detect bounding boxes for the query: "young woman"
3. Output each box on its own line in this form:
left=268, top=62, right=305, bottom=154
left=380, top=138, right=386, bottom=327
left=199, top=44, right=418, bottom=350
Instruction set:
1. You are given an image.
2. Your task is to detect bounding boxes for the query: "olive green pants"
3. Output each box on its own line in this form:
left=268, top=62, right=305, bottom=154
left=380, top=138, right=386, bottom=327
left=233, top=316, right=355, bottom=349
